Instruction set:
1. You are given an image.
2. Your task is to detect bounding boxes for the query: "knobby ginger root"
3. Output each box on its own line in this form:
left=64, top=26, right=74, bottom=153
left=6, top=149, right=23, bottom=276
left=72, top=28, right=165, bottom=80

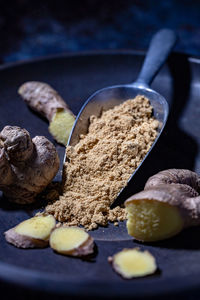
left=49, top=226, right=94, bottom=256
left=5, top=215, right=56, bottom=248
left=18, top=81, right=75, bottom=145
left=0, top=125, right=59, bottom=204
left=125, top=169, right=200, bottom=242
left=108, top=248, right=157, bottom=279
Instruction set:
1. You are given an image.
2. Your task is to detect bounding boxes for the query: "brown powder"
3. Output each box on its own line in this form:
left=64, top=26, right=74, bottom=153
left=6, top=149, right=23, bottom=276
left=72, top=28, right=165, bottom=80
left=46, top=95, right=159, bottom=230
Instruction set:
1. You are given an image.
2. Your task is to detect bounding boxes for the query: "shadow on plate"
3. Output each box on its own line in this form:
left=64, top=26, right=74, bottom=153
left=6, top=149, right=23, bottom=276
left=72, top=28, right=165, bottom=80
left=0, top=192, right=48, bottom=219
left=134, top=226, right=200, bottom=250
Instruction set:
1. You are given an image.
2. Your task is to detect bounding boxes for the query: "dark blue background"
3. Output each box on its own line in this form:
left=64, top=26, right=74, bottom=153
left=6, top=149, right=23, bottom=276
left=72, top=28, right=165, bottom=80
left=0, top=0, right=199, bottom=63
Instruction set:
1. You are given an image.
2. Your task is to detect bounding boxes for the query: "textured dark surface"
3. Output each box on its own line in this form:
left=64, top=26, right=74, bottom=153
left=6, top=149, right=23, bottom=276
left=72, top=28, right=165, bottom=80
left=0, top=52, right=200, bottom=300
left=0, top=0, right=200, bottom=63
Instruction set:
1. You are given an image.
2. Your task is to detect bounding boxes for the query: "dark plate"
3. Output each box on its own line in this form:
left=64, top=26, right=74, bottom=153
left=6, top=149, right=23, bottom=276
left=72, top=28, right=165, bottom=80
left=0, top=51, right=200, bottom=299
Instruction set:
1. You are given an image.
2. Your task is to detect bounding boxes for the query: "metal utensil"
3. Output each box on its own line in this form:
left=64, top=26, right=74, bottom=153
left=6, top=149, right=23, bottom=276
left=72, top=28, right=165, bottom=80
left=66, top=29, right=177, bottom=197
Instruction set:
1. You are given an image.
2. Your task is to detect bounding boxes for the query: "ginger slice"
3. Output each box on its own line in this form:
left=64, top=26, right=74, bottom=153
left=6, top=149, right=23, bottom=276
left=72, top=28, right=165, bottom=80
left=108, top=248, right=157, bottom=279
left=4, top=215, right=56, bottom=248
left=49, top=110, right=75, bottom=146
left=49, top=226, right=94, bottom=256
left=126, top=199, right=184, bottom=242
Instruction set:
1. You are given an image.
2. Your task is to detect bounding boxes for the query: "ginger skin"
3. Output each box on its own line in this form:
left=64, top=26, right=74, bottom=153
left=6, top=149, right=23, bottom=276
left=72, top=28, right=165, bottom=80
left=0, top=125, right=60, bottom=204
left=125, top=169, right=200, bottom=242
left=18, top=81, right=75, bottom=145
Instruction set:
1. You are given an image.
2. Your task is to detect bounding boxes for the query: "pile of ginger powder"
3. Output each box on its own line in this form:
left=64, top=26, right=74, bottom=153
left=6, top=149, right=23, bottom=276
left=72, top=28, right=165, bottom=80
left=46, top=95, right=159, bottom=230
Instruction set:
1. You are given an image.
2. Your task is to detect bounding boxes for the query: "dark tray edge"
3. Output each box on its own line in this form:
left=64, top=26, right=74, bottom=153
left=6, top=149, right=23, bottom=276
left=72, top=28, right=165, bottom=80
left=0, top=50, right=200, bottom=299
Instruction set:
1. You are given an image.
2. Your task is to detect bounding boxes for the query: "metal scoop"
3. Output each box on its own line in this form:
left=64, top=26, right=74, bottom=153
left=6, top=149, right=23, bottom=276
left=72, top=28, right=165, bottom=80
left=66, top=29, right=177, bottom=195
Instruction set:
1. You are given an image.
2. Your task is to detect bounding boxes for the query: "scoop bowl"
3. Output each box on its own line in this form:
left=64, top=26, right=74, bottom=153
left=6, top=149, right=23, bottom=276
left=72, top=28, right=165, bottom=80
left=66, top=29, right=177, bottom=199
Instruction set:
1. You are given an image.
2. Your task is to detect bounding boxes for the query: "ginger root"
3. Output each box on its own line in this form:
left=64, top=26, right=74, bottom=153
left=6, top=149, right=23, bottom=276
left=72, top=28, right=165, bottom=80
left=5, top=215, right=56, bottom=248
left=18, top=81, right=75, bottom=145
left=0, top=125, right=59, bottom=204
left=125, top=169, right=200, bottom=242
left=49, top=226, right=94, bottom=256
left=108, top=248, right=157, bottom=279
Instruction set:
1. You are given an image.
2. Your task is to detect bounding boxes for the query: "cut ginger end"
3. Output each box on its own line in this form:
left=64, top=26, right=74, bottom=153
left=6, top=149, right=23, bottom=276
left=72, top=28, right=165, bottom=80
left=49, top=226, right=94, bottom=256
left=109, top=248, right=157, bottom=279
left=125, top=199, right=184, bottom=242
left=4, top=215, right=56, bottom=248
left=49, top=109, right=75, bottom=145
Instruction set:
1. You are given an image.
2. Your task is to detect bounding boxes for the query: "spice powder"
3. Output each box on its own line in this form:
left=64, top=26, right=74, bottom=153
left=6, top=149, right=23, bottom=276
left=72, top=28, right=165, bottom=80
left=46, top=95, right=159, bottom=230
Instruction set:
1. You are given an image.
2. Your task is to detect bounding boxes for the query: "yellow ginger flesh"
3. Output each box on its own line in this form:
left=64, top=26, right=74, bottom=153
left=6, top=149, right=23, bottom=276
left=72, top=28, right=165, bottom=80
left=15, top=215, right=56, bottom=240
left=126, top=200, right=184, bottom=242
left=112, top=248, right=157, bottom=278
left=49, top=227, right=89, bottom=253
left=49, top=110, right=75, bottom=145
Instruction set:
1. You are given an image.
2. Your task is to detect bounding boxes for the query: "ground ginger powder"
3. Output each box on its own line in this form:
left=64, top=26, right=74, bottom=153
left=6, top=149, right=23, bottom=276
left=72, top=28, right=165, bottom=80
left=46, top=95, right=159, bottom=230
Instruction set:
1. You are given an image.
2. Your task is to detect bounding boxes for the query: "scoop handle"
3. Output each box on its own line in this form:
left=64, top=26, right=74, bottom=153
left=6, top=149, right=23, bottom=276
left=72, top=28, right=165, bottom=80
left=134, top=29, right=177, bottom=87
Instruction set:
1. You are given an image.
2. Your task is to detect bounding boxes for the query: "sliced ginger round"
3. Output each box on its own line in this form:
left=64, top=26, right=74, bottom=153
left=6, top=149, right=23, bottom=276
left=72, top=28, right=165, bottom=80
left=4, top=214, right=56, bottom=248
left=126, top=199, right=184, bottom=242
left=49, top=226, right=94, bottom=256
left=109, top=248, right=157, bottom=279
left=15, top=215, right=56, bottom=240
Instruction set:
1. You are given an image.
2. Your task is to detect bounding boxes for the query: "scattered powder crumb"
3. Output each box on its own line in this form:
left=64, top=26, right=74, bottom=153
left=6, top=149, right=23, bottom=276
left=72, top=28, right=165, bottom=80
left=46, top=95, right=159, bottom=230
left=56, top=222, right=62, bottom=228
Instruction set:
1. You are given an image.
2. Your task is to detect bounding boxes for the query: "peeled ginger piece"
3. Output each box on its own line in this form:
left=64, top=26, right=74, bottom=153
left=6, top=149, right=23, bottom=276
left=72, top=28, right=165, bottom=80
left=108, top=248, right=157, bottom=279
left=50, top=226, right=94, bottom=256
left=4, top=215, right=56, bottom=248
